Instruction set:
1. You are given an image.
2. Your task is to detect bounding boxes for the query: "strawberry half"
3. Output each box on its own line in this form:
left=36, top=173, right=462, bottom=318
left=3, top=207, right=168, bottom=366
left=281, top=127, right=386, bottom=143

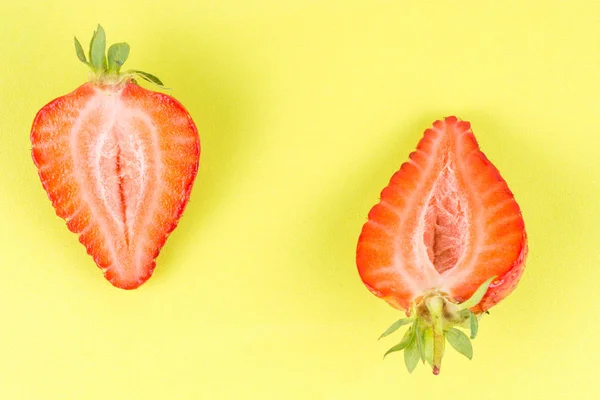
left=356, top=116, right=527, bottom=374
left=31, top=25, right=200, bottom=289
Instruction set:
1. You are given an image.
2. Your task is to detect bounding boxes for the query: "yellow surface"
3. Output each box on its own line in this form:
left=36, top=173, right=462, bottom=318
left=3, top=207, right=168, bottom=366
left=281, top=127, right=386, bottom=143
left=1, top=1, right=599, bottom=399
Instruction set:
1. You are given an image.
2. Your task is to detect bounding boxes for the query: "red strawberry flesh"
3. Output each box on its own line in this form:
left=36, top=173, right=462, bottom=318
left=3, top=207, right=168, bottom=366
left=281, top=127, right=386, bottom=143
left=31, top=82, right=200, bottom=289
left=357, top=116, right=526, bottom=311
left=356, top=116, right=527, bottom=374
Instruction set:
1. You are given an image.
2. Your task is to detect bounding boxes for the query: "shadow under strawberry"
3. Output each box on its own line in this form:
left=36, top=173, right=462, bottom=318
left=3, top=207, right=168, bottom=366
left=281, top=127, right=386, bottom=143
left=141, top=29, right=267, bottom=284
left=287, top=111, right=592, bottom=374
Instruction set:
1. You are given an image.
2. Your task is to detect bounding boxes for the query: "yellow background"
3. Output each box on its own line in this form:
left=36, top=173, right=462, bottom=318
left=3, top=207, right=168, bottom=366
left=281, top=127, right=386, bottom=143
left=1, top=1, right=599, bottom=398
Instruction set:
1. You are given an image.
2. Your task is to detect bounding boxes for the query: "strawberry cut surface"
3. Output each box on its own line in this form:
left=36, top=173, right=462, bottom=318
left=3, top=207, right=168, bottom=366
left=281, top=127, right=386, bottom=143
left=31, top=82, right=200, bottom=289
left=357, top=116, right=526, bottom=311
left=356, top=116, right=527, bottom=374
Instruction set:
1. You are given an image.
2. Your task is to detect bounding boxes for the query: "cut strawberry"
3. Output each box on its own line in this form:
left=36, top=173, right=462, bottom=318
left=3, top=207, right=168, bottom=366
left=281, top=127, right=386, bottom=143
left=356, top=116, right=527, bottom=374
left=31, top=25, right=200, bottom=289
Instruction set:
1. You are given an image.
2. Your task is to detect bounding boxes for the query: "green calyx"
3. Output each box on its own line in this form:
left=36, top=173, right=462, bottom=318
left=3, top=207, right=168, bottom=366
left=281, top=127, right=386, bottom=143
left=74, top=24, right=164, bottom=87
left=380, top=276, right=495, bottom=375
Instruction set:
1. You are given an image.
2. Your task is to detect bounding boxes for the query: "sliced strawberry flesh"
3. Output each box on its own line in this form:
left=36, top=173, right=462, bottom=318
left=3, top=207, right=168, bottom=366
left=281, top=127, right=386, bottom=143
left=31, top=82, right=199, bottom=289
left=423, top=163, right=468, bottom=274
left=357, top=116, right=526, bottom=311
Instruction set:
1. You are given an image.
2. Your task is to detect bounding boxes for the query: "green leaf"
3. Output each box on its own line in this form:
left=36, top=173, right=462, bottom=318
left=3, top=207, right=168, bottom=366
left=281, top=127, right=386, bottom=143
left=404, top=334, right=420, bottom=373
left=90, top=24, right=107, bottom=71
left=383, top=325, right=414, bottom=358
left=415, top=324, right=426, bottom=363
left=74, top=37, right=88, bottom=65
left=88, top=28, right=95, bottom=62
left=128, top=70, right=164, bottom=87
left=469, top=313, right=479, bottom=339
left=423, top=328, right=434, bottom=367
left=445, top=328, right=473, bottom=360
left=379, top=318, right=412, bottom=340
left=458, top=276, right=496, bottom=311
left=107, top=42, right=130, bottom=73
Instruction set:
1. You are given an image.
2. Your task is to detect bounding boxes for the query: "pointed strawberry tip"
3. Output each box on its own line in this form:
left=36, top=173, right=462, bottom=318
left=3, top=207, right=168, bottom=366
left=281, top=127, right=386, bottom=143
left=105, top=268, right=154, bottom=290
left=108, top=278, right=146, bottom=290
left=444, top=115, right=459, bottom=124
left=116, top=282, right=143, bottom=290
left=442, top=115, right=472, bottom=132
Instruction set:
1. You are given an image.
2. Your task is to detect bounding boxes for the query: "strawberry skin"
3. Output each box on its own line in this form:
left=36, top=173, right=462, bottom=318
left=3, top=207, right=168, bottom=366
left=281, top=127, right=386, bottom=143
left=31, top=27, right=200, bottom=289
left=357, top=116, right=527, bottom=311
left=356, top=116, right=527, bottom=373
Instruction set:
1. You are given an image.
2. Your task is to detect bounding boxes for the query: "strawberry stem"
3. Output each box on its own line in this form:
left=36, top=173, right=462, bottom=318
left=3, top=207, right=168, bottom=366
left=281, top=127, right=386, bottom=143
left=425, top=296, right=445, bottom=375
left=380, top=280, right=495, bottom=375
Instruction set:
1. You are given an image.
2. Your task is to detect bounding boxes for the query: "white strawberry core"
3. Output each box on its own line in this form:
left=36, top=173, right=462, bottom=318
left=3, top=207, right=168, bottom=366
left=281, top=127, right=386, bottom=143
left=70, top=86, right=162, bottom=278
left=95, top=109, right=151, bottom=241
left=422, top=162, right=468, bottom=274
left=408, top=155, right=471, bottom=295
